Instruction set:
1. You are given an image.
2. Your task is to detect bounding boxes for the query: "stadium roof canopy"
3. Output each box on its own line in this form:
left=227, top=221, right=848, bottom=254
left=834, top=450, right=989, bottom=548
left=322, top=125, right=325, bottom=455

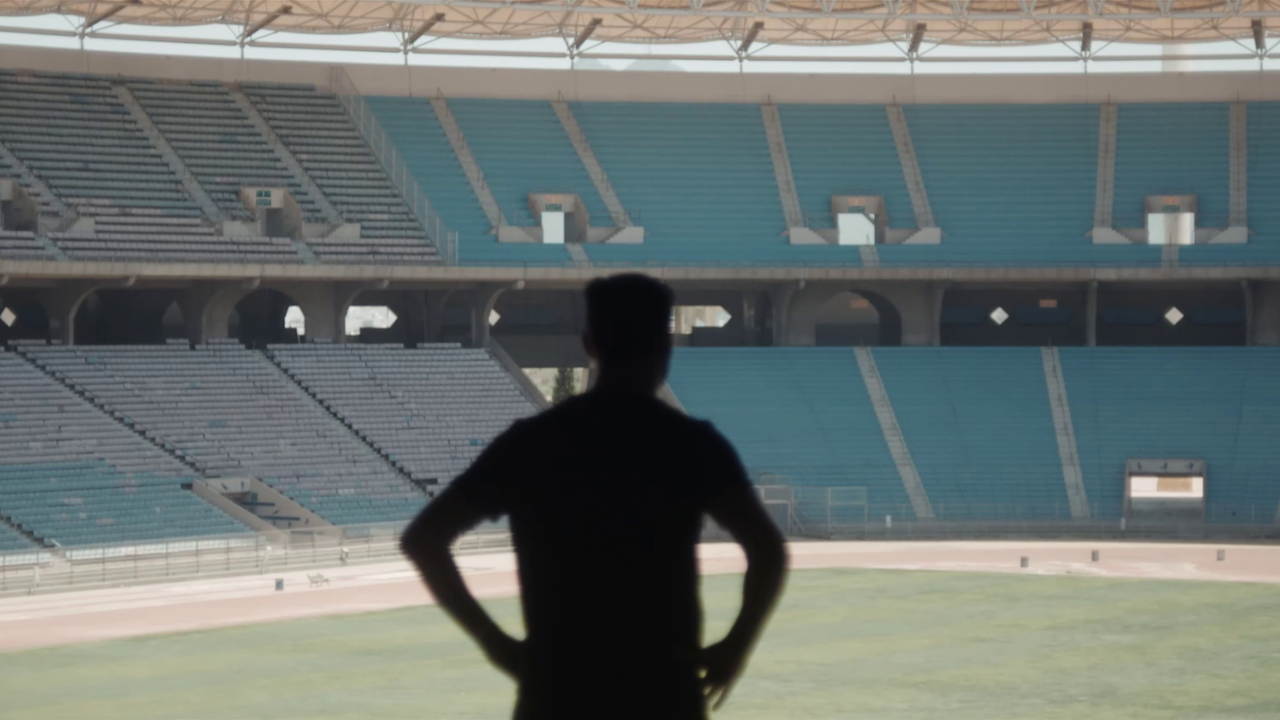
left=0, top=0, right=1277, bottom=60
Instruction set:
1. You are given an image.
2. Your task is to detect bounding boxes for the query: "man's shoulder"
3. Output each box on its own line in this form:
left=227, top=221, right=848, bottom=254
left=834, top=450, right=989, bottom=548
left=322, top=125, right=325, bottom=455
left=522, top=392, right=713, bottom=433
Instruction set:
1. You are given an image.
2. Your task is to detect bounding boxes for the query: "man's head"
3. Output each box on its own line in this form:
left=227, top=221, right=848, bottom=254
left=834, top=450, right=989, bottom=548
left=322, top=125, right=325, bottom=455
left=583, top=273, right=674, bottom=391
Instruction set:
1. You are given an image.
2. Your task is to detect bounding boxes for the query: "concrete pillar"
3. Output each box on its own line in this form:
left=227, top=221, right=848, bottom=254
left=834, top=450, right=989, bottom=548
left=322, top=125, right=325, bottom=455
left=1086, top=280, right=1098, bottom=347
left=878, top=283, right=940, bottom=347
left=469, top=283, right=509, bottom=349
left=741, top=292, right=758, bottom=346
left=399, top=290, right=428, bottom=345
left=38, top=282, right=99, bottom=345
left=277, top=282, right=350, bottom=343
left=1251, top=281, right=1280, bottom=346
left=424, top=289, right=457, bottom=344
left=1243, top=280, right=1254, bottom=347
left=182, top=281, right=256, bottom=344
left=930, top=282, right=949, bottom=347
left=771, top=282, right=800, bottom=346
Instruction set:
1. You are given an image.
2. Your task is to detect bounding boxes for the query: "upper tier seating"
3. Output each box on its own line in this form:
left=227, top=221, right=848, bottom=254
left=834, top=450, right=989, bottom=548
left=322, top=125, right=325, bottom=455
left=570, top=102, right=853, bottom=267
left=778, top=104, right=914, bottom=232
left=1113, top=103, right=1229, bottom=229
left=0, top=521, right=33, bottom=554
left=268, top=343, right=538, bottom=484
left=0, top=230, right=54, bottom=261
left=126, top=79, right=324, bottom=223
left=20, top=343, right=423, bottom=526
left=0, top=150, right=58, bottom=217
left=51, top=215, right=302, bottom=264
left=0, top=71, right=203, bottom=231
left=1059, top=347, right=1280, bottom=523
left=667, top=347, right=911, bottom=520
left=241, top=83, right=441, bottom=265
left=365, top=96, right=570, bottom=266
left=0, top=350, right=244, bottom=546
left=449, top=99, right=611, bottom=227
left=890, top=104, right=1145, bottom=267
left=873, top=347, right=1069, bottom=520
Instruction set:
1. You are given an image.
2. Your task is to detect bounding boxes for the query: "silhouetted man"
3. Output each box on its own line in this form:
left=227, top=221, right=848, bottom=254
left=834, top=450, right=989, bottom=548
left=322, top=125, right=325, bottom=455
left=401, top=273, right=788, bottom=720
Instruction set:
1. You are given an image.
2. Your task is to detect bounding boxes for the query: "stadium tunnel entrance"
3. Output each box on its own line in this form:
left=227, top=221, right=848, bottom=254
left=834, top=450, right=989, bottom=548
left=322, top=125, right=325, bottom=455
left=0, top=289, right=50, bottom=344
left=782, top=284, right=909, bottom=346
left=1097, top=282, right=1248, bottom=347
left=73, top=289, right=187, bottom=345
left=941, top=284, right=1087, bottom=347
left=814, top=291, right=898, bottom=346
left=233, top=288, right=301, bottom=348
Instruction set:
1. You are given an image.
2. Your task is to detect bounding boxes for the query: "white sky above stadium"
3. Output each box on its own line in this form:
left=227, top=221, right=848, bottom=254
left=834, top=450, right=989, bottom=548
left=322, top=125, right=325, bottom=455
left=0, top=13, right=1278, bottom=75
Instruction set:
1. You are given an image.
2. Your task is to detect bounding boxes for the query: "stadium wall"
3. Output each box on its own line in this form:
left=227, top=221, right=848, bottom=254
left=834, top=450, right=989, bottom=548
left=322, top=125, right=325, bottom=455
left=6, top=45, right=1280, bottom=105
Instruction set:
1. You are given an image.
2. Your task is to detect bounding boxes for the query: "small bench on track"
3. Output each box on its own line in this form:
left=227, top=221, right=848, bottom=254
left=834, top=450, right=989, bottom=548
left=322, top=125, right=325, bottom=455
left=308, top=573, right=330, bottom=587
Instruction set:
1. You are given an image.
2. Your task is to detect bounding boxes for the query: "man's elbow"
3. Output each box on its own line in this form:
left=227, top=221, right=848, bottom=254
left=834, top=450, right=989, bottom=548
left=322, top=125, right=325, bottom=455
left=746, top=526, right=788, bottom=574
left=400, top=516, right=447, bottom=567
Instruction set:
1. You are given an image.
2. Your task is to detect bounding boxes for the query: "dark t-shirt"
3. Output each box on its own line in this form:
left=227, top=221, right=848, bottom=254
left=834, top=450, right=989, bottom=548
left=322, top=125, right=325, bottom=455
left=444, top=389, right=751, bottom=720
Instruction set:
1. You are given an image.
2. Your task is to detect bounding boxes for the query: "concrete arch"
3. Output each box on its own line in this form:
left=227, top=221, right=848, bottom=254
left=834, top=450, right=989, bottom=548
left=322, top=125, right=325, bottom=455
left=779, top=283, right=919, bottom=347
left=73, top=289, right=187, bottom=345
left=37, top=281, right=105, bottom=345
left=813, top=289, right=902, bottom=346
left=234, top=287, right=304, bottom=348
left=0, top=289, right=51, bottom=343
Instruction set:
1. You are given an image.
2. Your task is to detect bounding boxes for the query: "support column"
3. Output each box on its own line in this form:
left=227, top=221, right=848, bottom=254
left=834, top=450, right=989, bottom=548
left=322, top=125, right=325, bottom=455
left=182, top=282, right=253, bottom=344
left=1086, top=280, right=1098, bottom=347
left=1243, top=280, right=1254, bottom=347
left=1251, top=281, right=1280, bottom=346
left=741, top=292, right=758, bottom=346
left=931, top=282, right=948, bottom=347
left=469, top=283, right=509, bottom=349
left=425, top=289, right=458, bottom=344
left=400, top=290, right=429, bottom=345
left=876, top=283, right=940, bottom=347
left=37, top=281, right=98, bottom=345
left=770, top=282, right=800, bottom=346
left=277, top=282, right=341, bottom=343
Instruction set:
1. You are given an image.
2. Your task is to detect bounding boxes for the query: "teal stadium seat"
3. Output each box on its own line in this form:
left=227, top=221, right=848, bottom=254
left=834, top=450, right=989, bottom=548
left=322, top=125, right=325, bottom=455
left=1059, top=347, right=1280, bottom=523
left=667, top=348, right=910, bottom=520
left=873, top=348, right=1069, bottom=520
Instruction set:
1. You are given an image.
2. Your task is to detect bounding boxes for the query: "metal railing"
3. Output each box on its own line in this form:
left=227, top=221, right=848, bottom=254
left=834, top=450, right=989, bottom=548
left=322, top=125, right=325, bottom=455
left=328, top=66, right=459, bottom=265
left=739, top=482, right=1280, bottom=542
left=0, top=522, right=511, bottom=597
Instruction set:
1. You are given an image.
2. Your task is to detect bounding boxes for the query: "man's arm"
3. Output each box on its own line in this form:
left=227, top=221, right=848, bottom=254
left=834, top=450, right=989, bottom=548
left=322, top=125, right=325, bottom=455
left=400, top=489, right=523, bottom=678
left=701, top=482, right=788, bottom=710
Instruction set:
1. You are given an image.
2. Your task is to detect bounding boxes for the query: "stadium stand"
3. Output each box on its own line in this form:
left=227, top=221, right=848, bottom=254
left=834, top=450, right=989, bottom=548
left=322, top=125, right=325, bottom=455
left=125, top=79, right=325, bottom=224
left=1059, top=347, right=1280, bottom=524
left=268, top=343, right=538, bottom=485
left=1178, top=103, right=1280, bottom=266
left=1112, top=103, right=1229, bottom=229
left=0, top=521, right=33, bottom=552
left=667, top=347, right=912, bottom=518
left=778, top=104, right=914, bottom=233
left=448, top=99, right=611, bottom=227
left=0, top=350, right=245, bottom=546
left=568, top=102, right=799, bottom=266
left=241, top=83, right=441, bottom=265
left=19, top=342, right=425, bottom=526
left=52, top=222, right=303, bottom=264
left=0, top=72, right=203, bottom=229
left=893, top=104, right=1150, bottom=267
left=0, top=146, right=60, bottom=217
left=872, top=347, right=1070, bottom=520
left=0, top=230, right=55, bottom=261
left=365, top=96, right=569, bottom=266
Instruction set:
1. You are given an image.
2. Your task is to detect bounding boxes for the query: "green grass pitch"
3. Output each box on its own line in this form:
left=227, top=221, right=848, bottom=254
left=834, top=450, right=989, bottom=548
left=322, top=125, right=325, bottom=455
left=4, top=569, right=1280, bottom=719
